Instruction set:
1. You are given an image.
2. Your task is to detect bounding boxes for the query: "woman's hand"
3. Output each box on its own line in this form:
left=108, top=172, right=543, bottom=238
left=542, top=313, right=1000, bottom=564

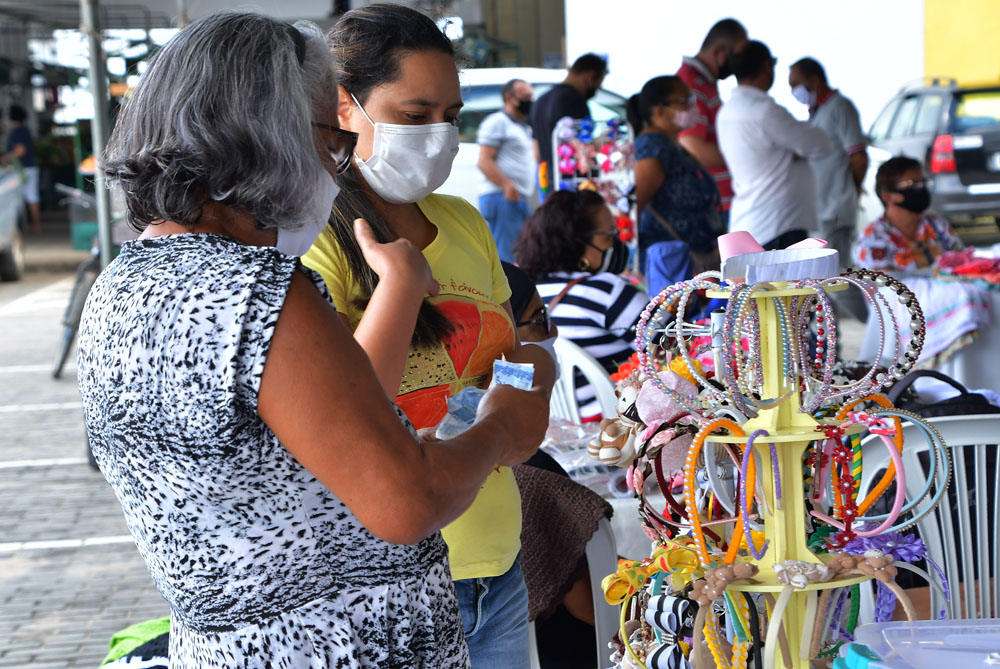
left=475, top=384, right=550, bottom=465
left=354, top=218, right=439, bottom=297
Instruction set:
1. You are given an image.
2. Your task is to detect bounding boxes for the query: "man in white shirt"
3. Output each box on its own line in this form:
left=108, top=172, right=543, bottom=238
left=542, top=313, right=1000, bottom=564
left=716, top=41, right=834, bottom=249
left=477, top=78, right=536, bottom=263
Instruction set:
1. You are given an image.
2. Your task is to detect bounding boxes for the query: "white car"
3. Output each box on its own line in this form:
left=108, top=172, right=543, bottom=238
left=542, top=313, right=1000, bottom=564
left=437, top=67, right=628, bottom=209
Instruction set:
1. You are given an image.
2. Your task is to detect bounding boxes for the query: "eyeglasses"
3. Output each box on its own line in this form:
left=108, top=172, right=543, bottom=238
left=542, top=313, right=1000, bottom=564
left=312, top=122, right=359, bottom=174
left=662, top=94, right=696, bottom=108
left=591, top=227, right=619, bottom=238
left=517, top=304, right=551, bottom=332
left=893, top=178, right=928, bottom=190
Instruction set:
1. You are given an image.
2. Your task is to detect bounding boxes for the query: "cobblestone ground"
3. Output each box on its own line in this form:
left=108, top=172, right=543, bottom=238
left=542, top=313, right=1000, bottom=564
left=0, top=272, right=168, bottom=667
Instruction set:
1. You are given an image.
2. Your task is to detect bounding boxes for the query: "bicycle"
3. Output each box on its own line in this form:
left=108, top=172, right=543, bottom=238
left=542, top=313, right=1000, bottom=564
left=52, top=184, right=104, bottom=380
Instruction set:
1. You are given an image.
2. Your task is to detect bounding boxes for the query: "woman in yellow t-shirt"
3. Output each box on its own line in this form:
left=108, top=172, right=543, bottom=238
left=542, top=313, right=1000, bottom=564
left=303, top=5, right=555, bottom=666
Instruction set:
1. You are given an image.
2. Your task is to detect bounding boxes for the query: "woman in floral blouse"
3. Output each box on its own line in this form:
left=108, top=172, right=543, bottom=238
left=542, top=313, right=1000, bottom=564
left=853, top=156, right=962, bottom=271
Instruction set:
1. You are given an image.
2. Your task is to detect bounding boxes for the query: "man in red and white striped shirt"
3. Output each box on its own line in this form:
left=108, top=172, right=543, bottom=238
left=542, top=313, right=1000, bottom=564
left=676, top=18, right=748, bottom=223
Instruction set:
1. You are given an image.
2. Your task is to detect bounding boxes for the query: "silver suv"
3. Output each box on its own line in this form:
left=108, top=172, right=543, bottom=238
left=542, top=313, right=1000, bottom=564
left=868, top=77, right=1000, bottom=243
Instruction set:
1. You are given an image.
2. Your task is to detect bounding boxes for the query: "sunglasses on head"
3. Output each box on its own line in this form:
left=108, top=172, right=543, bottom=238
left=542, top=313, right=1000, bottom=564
left=312, top=122, right=359, bottom=174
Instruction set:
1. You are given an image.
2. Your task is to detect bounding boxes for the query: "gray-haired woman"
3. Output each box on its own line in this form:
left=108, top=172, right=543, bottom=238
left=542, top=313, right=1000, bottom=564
left=77, top=12, right=548, bottom=667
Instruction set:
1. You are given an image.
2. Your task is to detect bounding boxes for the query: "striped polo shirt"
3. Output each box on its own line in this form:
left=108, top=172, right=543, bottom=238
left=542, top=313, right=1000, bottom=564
left=536, top=271, right=648, bottom=420
left=677, top=56, right=734, bottom=211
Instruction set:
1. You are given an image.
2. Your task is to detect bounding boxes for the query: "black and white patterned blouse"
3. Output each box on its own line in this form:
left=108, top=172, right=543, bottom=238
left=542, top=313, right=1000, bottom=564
left=77, top=234, right=469, bottom=668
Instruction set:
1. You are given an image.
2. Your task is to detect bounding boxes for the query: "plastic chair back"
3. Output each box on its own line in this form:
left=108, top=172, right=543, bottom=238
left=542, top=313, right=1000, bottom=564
left=550, top=337, right=618, bottom=424
left=585, top=516, right=619, bottom=667
left=857, top=414, right=1000, bottom=620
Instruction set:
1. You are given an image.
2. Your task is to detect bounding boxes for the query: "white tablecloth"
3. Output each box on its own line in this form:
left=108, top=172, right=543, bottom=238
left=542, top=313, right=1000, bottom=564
left=860, top=275, right=1000, bottom=396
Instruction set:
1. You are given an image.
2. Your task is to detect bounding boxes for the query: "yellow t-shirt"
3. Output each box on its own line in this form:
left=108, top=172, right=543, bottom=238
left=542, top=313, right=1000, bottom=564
left=303, top=193, right=520, bottom=581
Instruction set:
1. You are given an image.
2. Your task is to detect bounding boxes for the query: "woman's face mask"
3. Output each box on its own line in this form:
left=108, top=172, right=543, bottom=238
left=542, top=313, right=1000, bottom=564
left=349, top=92, right=459, bottom=204
left=275, top=167, right=340, bottom=256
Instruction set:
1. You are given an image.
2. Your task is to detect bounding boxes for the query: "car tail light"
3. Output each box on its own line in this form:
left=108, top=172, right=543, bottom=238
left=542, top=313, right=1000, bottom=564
left=929, top=134, right=956, bottom=174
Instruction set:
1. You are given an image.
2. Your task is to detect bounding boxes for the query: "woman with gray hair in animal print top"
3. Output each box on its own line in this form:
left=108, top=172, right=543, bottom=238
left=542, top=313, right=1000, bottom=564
left=76, top=12, right=547, bottom=667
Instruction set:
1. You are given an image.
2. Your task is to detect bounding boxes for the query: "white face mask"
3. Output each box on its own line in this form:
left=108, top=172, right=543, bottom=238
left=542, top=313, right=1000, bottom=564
left=672, top=107, right=697, bottom=130
left=791, top=84, right=817, bottom=107
left=524, top=336, right=559, bottom=377
left=350, top=93, right=460, bottom=204
left=275, top=168, right=340, bottom=256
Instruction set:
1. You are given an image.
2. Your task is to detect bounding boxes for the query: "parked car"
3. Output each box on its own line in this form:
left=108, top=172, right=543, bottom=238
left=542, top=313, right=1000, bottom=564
left=867, top=77, right=1000, bottom=243
left=437, top=66, right=628, bottom=208
left=0, top=167, right=25, bottom=281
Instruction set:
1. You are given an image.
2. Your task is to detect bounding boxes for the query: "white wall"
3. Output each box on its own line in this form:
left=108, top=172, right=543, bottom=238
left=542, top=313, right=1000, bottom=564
left=565, top=0, right=925, bottom=130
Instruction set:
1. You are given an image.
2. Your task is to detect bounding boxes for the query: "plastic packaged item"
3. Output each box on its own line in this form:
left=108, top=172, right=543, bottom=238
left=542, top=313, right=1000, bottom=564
left=839, top=620, right=1000, bottom=668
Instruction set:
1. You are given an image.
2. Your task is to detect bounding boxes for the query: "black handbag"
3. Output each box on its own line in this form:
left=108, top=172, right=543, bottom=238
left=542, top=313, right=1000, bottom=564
left=887, top=369, right=1000, bottom=418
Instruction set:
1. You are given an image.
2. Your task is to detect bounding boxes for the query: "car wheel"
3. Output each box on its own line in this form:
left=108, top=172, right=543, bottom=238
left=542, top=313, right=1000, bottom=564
left=0, top=228, right=24, bottom=281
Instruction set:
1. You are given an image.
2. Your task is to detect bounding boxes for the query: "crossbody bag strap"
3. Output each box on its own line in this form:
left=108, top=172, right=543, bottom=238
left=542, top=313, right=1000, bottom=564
left=644, top=204, right=682, bottom=242
left=547, top=276, right=589, bottom=313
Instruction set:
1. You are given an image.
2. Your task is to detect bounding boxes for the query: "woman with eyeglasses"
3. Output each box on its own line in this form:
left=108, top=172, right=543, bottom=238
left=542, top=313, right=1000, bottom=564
left=301, top=4, right=555, bottom=667
left=628, top=76, right=723, bottom=273
left=514, top=189, right=647, bottom=422
left=78, top=13, right=549, bottom=667
left=854, top=156, right=963, bottom=271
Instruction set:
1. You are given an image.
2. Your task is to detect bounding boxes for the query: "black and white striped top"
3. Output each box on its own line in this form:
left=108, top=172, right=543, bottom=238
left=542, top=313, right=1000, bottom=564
left=536, top=271, right=648, bottom=419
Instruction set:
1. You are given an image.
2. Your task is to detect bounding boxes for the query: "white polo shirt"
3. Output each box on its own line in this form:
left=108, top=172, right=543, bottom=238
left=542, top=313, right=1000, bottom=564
left=717, top=85, right=834, bottom=246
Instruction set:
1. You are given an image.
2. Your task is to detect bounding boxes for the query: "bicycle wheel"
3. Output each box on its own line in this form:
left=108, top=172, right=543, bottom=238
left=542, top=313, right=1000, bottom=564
left=52, top=268, right=97, bottom=379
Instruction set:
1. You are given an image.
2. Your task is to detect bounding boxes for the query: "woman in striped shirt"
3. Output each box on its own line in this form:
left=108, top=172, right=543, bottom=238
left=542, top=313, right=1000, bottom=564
left=515, top=190, right=648, bottom=420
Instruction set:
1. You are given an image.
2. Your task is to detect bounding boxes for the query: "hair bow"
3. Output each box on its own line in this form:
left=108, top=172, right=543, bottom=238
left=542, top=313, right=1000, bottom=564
left=602, top=539, right=711, bottom=605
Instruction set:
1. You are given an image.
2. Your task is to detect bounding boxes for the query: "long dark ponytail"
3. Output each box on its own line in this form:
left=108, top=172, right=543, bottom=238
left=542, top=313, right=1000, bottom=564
left=327, top=3, right=455, bottom=348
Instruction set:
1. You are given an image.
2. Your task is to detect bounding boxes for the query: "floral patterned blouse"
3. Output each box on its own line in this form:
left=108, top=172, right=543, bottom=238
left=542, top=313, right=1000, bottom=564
left=852, top=214, right=963, bottom=271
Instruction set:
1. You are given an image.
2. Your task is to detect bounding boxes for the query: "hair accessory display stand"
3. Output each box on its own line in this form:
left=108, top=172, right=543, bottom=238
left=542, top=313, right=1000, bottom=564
left=600, top=267, right=949, bottom=669
left=704, top=282, right=868, bottom=668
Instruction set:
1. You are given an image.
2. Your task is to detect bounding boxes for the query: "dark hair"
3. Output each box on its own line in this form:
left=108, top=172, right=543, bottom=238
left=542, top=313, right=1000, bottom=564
left=700, top=18, right=747, bottom=51
left=501, top=78, right=524, bottom=101
left=791, top=57, right=827, bottom=85
left=501, top=261, right=536, bottom=323
left=8, top=105, right=26, bottom=122
left=102, top=13, right=335, bottom=232
left=626, top=76, right=686, bottom=134
left=876, top=156, right=923, bottom=205
left=514, top=190, right=608, bottom=280
left=731, top=40, right=773, bottom=82
left=570, top=53, right=608, bottom=76
left=327, top=3, right=455, bottom=348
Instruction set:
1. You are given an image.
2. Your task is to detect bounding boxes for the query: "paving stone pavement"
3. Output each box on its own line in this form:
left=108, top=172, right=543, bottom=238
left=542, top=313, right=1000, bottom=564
left=0, top=271, right=169, bottom=667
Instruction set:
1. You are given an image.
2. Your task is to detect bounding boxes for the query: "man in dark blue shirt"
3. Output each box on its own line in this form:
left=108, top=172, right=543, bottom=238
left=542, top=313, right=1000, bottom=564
left=530, top=54, right=607, bottom=191
left=3, top=105, right=39, bottom=233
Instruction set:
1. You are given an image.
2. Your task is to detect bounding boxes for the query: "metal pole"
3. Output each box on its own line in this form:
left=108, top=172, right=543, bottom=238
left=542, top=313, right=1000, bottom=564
left=80, top=0, right=113, bottom=269
left=176, top=0, right=188, bottom=27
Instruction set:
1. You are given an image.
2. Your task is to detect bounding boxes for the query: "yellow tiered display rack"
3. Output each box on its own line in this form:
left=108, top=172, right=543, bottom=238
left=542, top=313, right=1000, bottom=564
left=703, top=281, right=870, bottom=668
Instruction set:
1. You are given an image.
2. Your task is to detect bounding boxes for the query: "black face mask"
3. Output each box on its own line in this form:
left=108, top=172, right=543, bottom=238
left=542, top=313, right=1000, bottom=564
left=893, top=185, right=932, bottom=214
left=516, top=98, right=532, bottom=116
left=585, top=85, right=599, bottom=100
left=588, top=237, right=629, bottom=275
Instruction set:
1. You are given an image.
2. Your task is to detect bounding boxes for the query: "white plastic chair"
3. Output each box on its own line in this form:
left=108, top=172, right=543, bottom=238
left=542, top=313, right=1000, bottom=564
left=529, top=516, right=619, bottom=669
left=550, top=337, right=618, bottom=424
left=856, top=414, right=1000, bottom=620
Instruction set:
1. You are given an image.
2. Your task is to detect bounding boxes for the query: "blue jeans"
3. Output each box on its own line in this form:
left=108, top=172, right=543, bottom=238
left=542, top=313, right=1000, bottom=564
left=479, top=192, right=530, bottom=264
left=454, top=554, right=530, bottom=669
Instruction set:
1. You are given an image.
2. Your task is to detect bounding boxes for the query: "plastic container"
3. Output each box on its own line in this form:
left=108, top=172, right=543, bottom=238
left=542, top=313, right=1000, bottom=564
left=838, top=619, right=1000, bottom=668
